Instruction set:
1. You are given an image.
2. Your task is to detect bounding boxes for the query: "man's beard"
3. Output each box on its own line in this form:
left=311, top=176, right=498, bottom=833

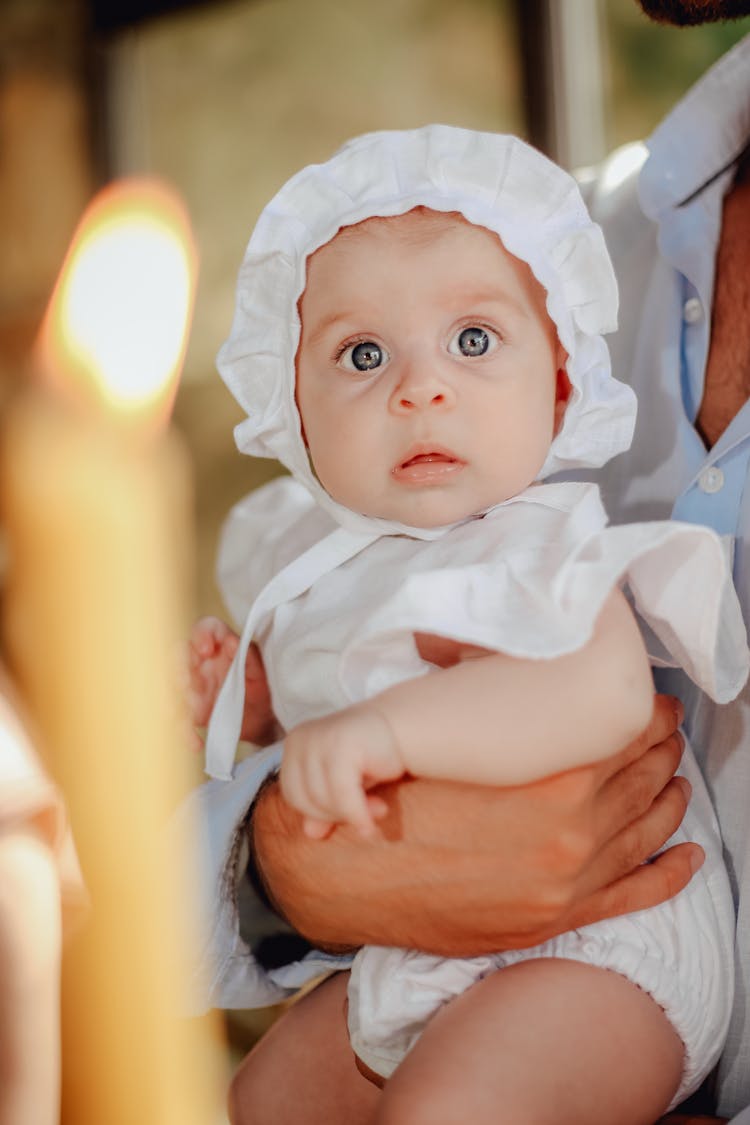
left=638, top=0, right=750, bottom=23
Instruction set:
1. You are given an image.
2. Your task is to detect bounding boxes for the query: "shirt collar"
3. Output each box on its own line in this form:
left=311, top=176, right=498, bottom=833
left=638, top=32, right=750, bottom=219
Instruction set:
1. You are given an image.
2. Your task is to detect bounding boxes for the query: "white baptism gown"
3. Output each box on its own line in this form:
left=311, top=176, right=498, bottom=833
left=190, top=474, right=748, bottom=1108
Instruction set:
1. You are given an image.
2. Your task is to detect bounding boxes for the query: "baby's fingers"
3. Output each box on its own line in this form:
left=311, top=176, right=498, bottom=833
left=367, top=793, right=389, bottom=821
left=302, top=816, right=335, bottom=840
left=321, top=767, right=378, bottom=837
left=282, top=755, right=374, bottom=838
left=191, top=617, right=221, bottom=655
left=191, top=616, right=236, bottom=658
left=187, top=684, right=213, bottom=729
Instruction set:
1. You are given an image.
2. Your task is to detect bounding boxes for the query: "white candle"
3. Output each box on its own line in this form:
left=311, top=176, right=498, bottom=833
left=1, top=180, right=226, bottom=1124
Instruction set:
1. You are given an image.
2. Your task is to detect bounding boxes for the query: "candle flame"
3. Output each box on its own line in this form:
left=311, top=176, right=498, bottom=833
left=37, top=179, right=197, bottom=429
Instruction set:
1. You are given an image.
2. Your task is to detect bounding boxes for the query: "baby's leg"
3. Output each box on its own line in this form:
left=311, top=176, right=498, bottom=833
left=375, top=957, right=683, bottom=1125
left=228, top=970, right=379, bottom=1125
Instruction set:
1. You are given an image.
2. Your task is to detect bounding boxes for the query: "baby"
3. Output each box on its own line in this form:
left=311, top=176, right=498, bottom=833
left=189, top=127, right=748, bottom=1122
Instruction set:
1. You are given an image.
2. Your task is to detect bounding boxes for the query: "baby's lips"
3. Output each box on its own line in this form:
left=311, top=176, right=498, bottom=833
left=396, top=442, right=462, bottom=470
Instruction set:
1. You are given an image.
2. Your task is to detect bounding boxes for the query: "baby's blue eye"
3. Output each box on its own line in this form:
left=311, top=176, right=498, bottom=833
left=447, top=324, right=499, bottom=359
left=456, top=326, right=490, bottom=356
left=344, top=341, right=385, bottom=371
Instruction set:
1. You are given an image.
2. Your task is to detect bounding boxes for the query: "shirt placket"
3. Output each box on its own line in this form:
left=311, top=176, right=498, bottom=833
left=673, top=435, right=750, bottom=568
left=658, top=179, right=750, bottom=554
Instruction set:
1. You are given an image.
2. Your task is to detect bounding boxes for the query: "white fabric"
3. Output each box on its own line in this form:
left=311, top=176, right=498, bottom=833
left=347, top=743, right=732, bottom=1111
left=175, top=743, right=354, bottom=1014
left=217, top=126, right=635, bottom=534
left=218, top=477, right=746, bottom=737
left=206, top=125, right=640, bottom=781
left=194, top=114, right=750, bottom=1110
left=205, top=526, right=377, bottom=779
left=197, top=472, right=747, bottom=1105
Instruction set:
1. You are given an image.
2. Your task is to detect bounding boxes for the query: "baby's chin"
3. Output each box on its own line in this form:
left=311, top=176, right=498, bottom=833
left=328, top=478, right=519, bottom=530
left=359, top=498, right=490, bottom=531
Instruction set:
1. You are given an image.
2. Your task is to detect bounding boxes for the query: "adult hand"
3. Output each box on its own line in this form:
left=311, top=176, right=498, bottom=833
left=251, top=694, right=698, bottom=955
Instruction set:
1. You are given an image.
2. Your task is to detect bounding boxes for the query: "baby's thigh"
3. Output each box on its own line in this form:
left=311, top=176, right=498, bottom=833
left=228, top=971, right=379, bottom=1125
left=375, top=958, right=684, bottom=1125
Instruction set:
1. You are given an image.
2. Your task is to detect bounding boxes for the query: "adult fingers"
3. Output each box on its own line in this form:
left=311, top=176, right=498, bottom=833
left=592, top=727, right=685, bottom=844
left=592, top=694, right=683, bottom=786
left=563, top=840, right=703, bottom=934
left=585, top=772, right=692, bottom=898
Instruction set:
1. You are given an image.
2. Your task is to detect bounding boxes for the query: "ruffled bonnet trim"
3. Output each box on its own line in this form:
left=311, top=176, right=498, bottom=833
left=217, top=125, right=636, bottom=536
left=206, top=127, right=640, bottom=778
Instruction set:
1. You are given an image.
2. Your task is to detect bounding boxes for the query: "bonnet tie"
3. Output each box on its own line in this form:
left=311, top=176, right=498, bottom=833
left=205, top=526, right=377, bottom=780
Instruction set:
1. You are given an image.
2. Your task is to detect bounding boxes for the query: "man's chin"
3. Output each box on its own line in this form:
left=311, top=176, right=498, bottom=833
left=638, top=0, right=750, bottom=23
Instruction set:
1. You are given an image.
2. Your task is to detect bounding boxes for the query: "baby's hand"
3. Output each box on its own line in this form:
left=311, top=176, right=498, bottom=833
left=187, top=616, right=277, bottom=749
left=281, top=706, right=406, bottom=839
left=188, top=617, right=239, bottom=732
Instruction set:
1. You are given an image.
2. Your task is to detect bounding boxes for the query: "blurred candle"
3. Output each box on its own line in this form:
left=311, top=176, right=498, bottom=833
left=0, top=180, right=226, bottom=1124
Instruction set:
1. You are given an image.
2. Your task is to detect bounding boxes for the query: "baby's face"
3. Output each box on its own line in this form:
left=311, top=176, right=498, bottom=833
left=296, top=209, right=568, bottom=528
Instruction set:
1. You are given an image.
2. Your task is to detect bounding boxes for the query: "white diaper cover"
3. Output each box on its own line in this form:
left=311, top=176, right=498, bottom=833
left=347, top=747, right=735, bottom=1111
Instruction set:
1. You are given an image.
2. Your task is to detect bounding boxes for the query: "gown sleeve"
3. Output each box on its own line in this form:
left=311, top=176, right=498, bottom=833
left=339, top=493, right=749, bottom=707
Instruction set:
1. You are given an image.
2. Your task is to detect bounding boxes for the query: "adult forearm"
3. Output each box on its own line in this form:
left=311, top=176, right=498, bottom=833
left=252, top=773, right=524, bottom=954
left=251, top=699, right=696, bottom=955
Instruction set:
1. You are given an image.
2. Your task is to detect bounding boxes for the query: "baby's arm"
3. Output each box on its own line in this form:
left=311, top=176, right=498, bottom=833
left=187, top=616, right=280, bottom=748
left=281, top=589, right=654, bottom=835
left=377, top=589, right=654, bottom=784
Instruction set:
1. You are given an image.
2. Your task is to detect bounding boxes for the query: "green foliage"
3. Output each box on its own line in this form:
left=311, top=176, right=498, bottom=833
left=603, top=0, right=750, bottom=142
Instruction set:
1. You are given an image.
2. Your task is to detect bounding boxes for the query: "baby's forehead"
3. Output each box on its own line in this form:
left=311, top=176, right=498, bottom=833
left=322, top=206, right=484, bottom=253
left=301, top=206, right=548, bottom=321
left=304, top=207, right=512, bottom=283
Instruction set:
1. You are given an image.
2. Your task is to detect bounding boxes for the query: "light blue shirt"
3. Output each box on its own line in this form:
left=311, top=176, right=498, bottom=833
left=583, top=33, right=750, bottom=1118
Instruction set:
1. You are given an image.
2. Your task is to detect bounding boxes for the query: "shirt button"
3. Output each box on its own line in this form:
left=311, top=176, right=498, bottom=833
left=698, top=466, right=724, bottom=494
left=683, top=297, right=704, bottom=324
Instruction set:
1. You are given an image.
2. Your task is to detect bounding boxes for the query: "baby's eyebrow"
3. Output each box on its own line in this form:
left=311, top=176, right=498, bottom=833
left=304, top=310, right=358, bottom=346
left=455, top=292, right=529, bottom=318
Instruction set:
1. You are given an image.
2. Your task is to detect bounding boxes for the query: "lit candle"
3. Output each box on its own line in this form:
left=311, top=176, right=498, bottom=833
left=0, top=180, right=226, bottom=1124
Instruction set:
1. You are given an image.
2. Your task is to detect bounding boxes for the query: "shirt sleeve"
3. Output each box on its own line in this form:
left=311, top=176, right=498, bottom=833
left=178, top=744, right=352, bottom=1014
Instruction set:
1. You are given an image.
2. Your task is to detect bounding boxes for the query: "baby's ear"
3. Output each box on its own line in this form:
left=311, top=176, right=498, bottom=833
left=553, top=360, right=572, bottom=435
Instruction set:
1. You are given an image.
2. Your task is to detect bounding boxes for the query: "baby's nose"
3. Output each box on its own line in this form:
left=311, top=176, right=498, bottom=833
left=390, top=364, right=455, bottom=412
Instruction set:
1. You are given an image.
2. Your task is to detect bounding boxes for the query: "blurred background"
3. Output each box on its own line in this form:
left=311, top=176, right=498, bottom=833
left=2, top=0, right=749, bottom=623
left=1, top=0, right=750, bottom=1091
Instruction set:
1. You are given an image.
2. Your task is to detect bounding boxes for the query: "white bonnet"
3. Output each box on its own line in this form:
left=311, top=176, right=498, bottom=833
left=218, top=125, right=636, bottom=535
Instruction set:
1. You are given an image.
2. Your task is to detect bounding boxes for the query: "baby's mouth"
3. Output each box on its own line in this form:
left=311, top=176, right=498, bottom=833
left=392, top=446, right=465, bottom=483
left=402, top=452, right=454, bottom=467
